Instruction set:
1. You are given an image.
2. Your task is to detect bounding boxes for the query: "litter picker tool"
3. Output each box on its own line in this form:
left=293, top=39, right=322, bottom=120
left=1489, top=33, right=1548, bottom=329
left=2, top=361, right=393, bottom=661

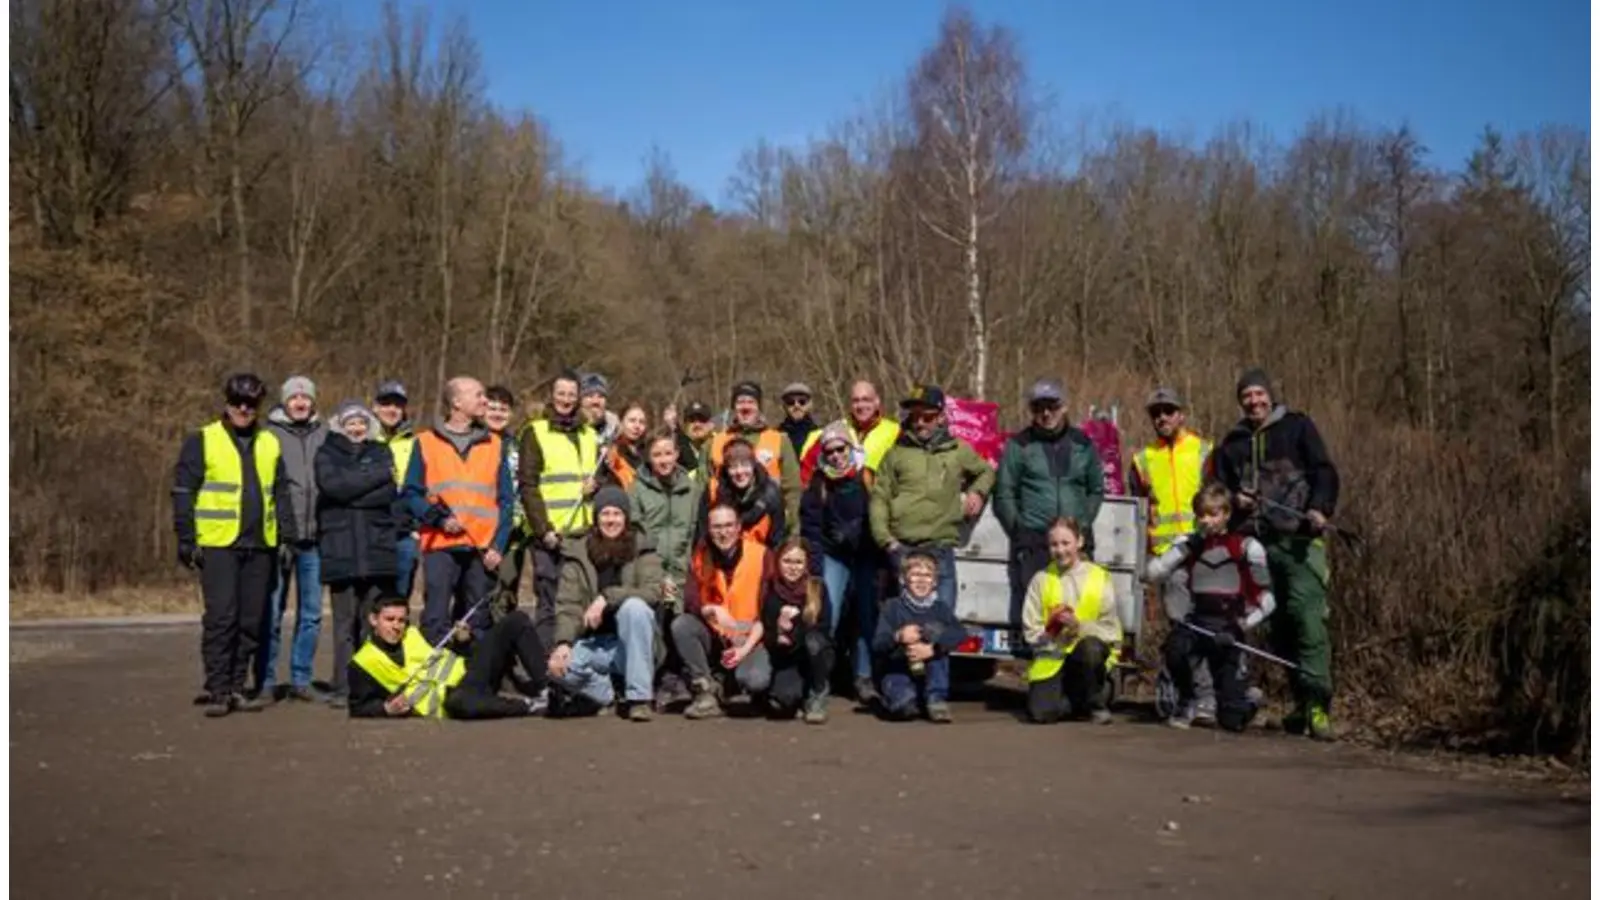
left=1240, top=489, right=1366, bottom=554
left=1177, top=620, right=1300, bottom=671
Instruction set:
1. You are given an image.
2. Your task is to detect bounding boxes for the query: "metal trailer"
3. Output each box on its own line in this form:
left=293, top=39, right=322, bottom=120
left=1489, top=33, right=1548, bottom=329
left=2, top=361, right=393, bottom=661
left=948, top=495, right=1150, bottom=688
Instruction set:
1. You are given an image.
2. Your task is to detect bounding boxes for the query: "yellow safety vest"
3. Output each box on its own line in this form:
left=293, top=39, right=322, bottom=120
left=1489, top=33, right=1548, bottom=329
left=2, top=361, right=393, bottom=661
left=385, top=431, right=416, bottom=486
left=1027, top=562, right=1117, bottom=683
left=194, top=420, right=282, bottom=549
left=351, top=626, right=467, bottom=719
left=529, top=419, right=598, bottom=535
left=1132, top=429, right=1212, bottom=555
left=850, top=418, right=901, bottom=472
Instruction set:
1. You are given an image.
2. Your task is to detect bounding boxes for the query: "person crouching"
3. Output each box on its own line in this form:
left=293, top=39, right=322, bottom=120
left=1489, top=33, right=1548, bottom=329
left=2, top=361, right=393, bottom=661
left=760, top=537, right=834, bottom=724
left=674, top=503, right=772, bottom=719
left=1022, top=517, right=1124, bottom=725
left=872, top=549, right=964, bottom=723
left=347, top=596, right=549, bottom=720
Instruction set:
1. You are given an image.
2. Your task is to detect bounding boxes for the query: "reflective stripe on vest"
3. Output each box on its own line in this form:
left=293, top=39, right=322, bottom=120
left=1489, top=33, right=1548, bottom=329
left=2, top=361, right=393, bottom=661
left=1134, top=430, right=1211, bottom=555
left=1028, top=562, right=1113, bottom=683
left=691, top=538, right=767, bottom=641
left=194, top=421, right=281, bottom=548
left=350, top=627, right=467, bottom=719
left=417, top=431, right=503, bottom=553
left=709, top=429, right=785, bottom=482
left=531, top=419, right=599, bottom=535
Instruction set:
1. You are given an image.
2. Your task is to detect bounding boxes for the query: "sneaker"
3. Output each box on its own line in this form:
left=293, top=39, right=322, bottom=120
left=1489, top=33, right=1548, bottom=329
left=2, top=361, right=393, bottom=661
left=626, top=702, right=654, bottom=723
left=524, top=689, right=551, bottom=717
left=230, top=693, right=267, bottom=713
left=1308, top=705, right=1334, bottom=741
left=926, top=701, right=953, bottom=724
left=1193, top=697, right=1217, bottom=728
left=203, top=695, right=232, bottom=718
left=1167, top=702, right=1195, bottom=730
left=1090, top=708, right=1114, bottom=726
left=854, top=677, right=880, bottom=706
left=803, top=696, right=829, bottom=725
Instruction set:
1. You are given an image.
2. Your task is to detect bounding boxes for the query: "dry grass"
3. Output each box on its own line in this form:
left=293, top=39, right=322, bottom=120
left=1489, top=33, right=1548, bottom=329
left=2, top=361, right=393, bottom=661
left=9, top=585, right=201, bottom=621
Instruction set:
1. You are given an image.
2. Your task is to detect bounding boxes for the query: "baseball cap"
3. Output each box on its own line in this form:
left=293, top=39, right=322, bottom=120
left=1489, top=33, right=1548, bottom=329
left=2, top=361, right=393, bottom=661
left=683, top=401, right=713, bottom=422
left=899, top=384, right=946, bottom=411
left=1026, top=378, right=1064, bottom=405
left=374, top=380, right=408, bottom=403
left=1146, top=387, right=1184, bottom=410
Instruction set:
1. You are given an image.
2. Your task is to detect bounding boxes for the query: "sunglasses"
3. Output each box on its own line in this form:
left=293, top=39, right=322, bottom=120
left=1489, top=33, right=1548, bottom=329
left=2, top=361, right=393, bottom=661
left=912, top=410, right=941, bottom=423
left=1030, top=401, right=1062, bottom=414
left=784, top=396, right=810, bottom=407
left=1149, top=405, right=1181, bottom=418
left=823, top=444, right=850, bottom=457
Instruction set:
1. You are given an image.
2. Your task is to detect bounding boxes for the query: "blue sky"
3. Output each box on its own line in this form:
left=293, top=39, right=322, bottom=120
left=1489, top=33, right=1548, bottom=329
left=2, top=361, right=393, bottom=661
left=342, top=0, right=1589, bottom=206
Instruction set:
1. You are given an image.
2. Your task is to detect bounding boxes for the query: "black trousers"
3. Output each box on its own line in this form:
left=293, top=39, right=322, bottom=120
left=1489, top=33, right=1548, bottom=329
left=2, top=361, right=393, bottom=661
left=1165, top=616, right=1251, bottom=731
left=199, top=548, right=275, bottom=698
left=421, top=549, right=496, bottom=644
left=443, top=610, right=550, bottom=720
left=531, top=544, right=563, bottom=650
left=769, top=630, right=834, bottom=712
left=1027, top=636, right=1110, bottom=723
left=329, top=578, right=387, bottom=696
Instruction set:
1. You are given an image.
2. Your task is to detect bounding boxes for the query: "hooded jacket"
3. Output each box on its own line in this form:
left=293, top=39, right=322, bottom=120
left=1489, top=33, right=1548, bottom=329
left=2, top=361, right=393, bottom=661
left=553, top=530, right=666, bottom=665
left=266, top=405, right=329, bottom=543
left=869, top=424, right=996, bottom=548
left=628, top=465, right=702, bottom=580
left=313, top=407, right=398, bottom=583
left=1211, top=404, right=1340, bottom=540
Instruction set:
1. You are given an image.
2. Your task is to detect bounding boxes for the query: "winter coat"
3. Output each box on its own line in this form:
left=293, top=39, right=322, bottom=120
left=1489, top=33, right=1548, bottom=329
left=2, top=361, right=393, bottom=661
left=628, top=466, right=702, bottom=580
left=800, top=467, right=878, bottom=572
left=266, top=405, right=329, bottom=542
left=553, top=532, right=666, bottom=657
left=993, top=424, right=1105, bottom=548
left=314, top=415, right=399, bottom=584
left=1211, top=404, right=1339, bottom=541
left=869, top=425, right=996, bottom=549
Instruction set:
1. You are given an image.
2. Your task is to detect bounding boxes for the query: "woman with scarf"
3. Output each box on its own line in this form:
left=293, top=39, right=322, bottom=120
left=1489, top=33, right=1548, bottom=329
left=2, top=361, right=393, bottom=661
left=799, top=423, right=885, bottom=705
left=313, top=401, right=398, bottom=709
left=600, top=401, right=650, bottom=492
left=760, top=537, right=834, bottom=723
left=694, top=437, right=785, bottom=549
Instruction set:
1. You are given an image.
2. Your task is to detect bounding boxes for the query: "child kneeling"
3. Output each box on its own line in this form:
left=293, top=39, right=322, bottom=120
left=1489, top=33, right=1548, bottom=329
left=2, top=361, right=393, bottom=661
left=872, top=549, right=963, bottom=723
left=1146, top=483, right=1275, bottom=732
left=1021, top=517, right=1123, bottom=725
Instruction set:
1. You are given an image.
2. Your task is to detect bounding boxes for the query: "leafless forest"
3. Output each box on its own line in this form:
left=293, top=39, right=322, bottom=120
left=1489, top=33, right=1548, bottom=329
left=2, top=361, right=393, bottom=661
left=9, top=0, right=1589, bottom=758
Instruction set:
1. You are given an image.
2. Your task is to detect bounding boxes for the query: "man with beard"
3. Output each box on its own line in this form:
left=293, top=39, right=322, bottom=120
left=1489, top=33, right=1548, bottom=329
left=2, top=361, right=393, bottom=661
left=994, top=377, right=1105, bottom=624
left=547, top=487, right=665, bottom=722
left=869, top=385, right=995, bottom=609
left=777, top=382, right=821, bottom=460
left=1211, top=367, right=1340, bottom=741
left=516, top=370, right=600, bottom=648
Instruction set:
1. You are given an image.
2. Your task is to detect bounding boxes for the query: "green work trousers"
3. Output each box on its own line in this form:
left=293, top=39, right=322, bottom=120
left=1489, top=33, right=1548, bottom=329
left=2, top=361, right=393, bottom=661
left=1264, top=536, right=1333, bottom=710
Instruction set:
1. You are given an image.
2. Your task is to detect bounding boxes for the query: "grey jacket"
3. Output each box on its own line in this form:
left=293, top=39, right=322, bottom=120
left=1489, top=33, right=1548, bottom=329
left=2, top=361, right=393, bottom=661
left=267, top=405, right=329, bottom=543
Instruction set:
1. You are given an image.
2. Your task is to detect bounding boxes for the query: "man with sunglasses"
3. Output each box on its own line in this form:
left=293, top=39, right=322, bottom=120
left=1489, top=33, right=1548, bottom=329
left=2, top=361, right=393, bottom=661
left=172, top=373, right=298, bottom=718
left=870, top=385, right=995, bottom=609
left=994, top=378, right=1105, bottom=624
left=777, top=382, right=821, bottom=461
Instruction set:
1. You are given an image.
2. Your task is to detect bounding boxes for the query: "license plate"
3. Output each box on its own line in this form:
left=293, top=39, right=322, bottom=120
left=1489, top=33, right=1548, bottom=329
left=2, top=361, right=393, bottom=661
left=984, top=628, right=1012, bottom=654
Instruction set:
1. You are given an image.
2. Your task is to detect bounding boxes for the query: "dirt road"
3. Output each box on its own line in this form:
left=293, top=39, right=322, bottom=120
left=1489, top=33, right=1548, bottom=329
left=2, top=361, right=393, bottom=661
left=10, top=625, right=1587, bottom=899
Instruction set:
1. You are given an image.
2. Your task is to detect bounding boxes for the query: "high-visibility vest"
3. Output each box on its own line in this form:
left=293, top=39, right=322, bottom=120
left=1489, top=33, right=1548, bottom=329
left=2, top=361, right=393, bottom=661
left=706, top=479, right=772, bottom=545
left=351, top=626, right=466, bottom=719
left=709, top=428, right=785, bottom=483
left=607, top=444, right=639, bottom=492
left=851, top=417, right=900, bottom=471
left=1132, top=429, right=1212, bottom=555
left=529, top=419, right=599, bottom=535
left=416, top=430, right=502, bottom=553
left=385, top=430, right=416, bottom=486
left=1028, top=562, right=1117, bottom=683
left=194, top=420, right=282, bottom=548
left=691, top=538, right=767, bottom=641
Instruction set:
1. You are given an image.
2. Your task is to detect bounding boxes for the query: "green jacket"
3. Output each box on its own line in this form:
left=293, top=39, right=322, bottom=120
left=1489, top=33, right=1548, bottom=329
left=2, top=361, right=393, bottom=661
left=869, top=426, right=996, bottom=548
left=993, top=424, right=1105, bottom=540
left=628, top=466, right=702, bottom=582
left=553, top=532, right=666, bottom=666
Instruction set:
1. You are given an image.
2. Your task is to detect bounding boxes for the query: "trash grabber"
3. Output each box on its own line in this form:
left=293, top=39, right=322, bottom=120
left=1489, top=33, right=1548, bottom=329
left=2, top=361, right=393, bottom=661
left=393, top=589, right=498, bottom=700
left=1240, top=490, right=1366, bottom=553
left=1177, top=620, right=1301, bottom=671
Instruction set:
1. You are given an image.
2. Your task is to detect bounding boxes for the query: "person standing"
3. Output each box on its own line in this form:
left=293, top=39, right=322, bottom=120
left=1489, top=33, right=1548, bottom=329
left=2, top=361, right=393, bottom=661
left=777, top=382, right=821, bottom=461
left=799, top=379, right=901, bottom=486
left=372, top=380, right=418, bottom=599
left=173, top=373, right=296, bottom=718
left=1211, top=367, right=1340, bottom=741
left=516, top=370, right=600, bottom=648
left=258, top=375, right=329, bottom=702
left=400, top=376, right=514, bottom=644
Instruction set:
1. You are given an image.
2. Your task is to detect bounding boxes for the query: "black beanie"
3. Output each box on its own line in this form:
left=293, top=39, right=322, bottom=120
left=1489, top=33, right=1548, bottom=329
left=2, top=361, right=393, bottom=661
left=1236, top=367, right=1273, bottom=400
left=731, top=380, right=762, bottom=403
left=593, top=486, right=630, bottom=520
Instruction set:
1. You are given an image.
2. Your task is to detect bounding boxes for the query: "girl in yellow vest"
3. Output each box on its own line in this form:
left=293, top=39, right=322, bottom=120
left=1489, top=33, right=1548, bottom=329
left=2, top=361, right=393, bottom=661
left=1021, top=517, right=1123, bottom=725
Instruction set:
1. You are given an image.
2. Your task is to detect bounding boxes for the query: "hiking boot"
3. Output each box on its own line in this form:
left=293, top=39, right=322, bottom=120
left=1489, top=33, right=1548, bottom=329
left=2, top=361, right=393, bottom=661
left=203, top=695, right=232, bottom=718
left=926, top=700, right=953, bottom=724
left=1282, top=706, right=1308, bottom=736
left=286, top=685, right=318, bottom=703
left=230, top=693, right=267, bottom=713
left=1308, top=705, right=1334, bottom=741
left=1193, top=697, right=1217, bottom=728
left=803, top=696, right=829, bottom=725
left=854, top=677, right=880, bottom=706
left=1090, top=708, right=1114, bottom=726
left=626, top=702, right=654, bottom=723
left=684, top=679, right=723, bottom=720
left=654, top=675, right=692, bottom=713
left=327, top=693, right=349, bottom=711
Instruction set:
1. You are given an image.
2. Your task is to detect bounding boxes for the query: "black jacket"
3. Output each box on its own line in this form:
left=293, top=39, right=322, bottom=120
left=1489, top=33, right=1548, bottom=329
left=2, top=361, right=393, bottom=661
left=694, top=466, right=786, bottom=549
left=799, top=469, right=877, bottom=573
left=314, top=433, right=399, bottom=583
left=1212, top=404, right=1339, bottom=540
left=760, top=576, right=834, bottom=657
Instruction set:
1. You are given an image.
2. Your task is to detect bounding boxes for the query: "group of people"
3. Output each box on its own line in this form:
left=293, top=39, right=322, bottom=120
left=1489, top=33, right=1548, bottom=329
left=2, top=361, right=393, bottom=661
left=172, top=365, right=1339, bottom=740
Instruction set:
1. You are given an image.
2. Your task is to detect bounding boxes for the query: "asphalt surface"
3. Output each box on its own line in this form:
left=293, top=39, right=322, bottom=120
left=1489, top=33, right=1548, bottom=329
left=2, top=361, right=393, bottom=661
left=10, top=624, right=1589, bottom=899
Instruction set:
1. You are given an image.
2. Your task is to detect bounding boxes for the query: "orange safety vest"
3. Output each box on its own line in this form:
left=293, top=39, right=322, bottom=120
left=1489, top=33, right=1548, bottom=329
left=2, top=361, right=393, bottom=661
left=416, top=430, right=503, bottom=553
left=706, top=478, right=772, bottom=545
left=606, top=444, right=639, bottom=492
left=691, top=538, right=768, bottom=641
left=709, top=428, right=785, bottom=483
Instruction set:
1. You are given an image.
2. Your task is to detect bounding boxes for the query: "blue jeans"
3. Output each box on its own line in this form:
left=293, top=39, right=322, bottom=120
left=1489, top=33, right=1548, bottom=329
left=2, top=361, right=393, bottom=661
left=889, top=545, right=957, bottom=609
left=555, top=598, right=656, bottom=705
left=881, top=655, right=950, bottom=717
left=259, top=543, right=323, bottom=690
left=395, top=534, right=419, bottom=600
left=822, top=553, right=884, bottom=681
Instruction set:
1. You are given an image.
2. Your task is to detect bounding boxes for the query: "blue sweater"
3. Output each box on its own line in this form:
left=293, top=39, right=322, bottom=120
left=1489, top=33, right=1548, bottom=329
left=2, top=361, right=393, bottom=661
left=872, top=593, right=966, bottom=662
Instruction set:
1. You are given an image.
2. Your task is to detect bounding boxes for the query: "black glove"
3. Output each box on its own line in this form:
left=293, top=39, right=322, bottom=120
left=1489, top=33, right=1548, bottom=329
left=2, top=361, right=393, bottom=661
left=178, top=544, right=203, bottom=570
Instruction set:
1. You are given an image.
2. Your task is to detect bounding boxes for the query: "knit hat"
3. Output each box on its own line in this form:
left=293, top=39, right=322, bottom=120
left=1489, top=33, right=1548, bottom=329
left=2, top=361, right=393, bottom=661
left=731, top=380, right=763, bottom=403
left=818, top=423, right=855, bottom=451
left=592, top=486, right=630, bottom=520
left=579, top=372, right=609, bottom=398
left=331, top=400, right=380, bottom=439
left=1235, top=367, right=1273, bottom=400
left=281, top=375, right=317, bottom=403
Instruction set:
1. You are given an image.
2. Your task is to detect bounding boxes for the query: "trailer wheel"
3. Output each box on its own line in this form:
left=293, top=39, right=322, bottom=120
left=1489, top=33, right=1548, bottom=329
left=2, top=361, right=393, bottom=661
left=1153, top=668, right=1179, bottom=720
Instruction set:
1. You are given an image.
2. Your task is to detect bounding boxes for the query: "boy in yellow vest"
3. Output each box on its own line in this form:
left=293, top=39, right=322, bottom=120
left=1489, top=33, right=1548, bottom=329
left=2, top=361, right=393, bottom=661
left=1021, top=517, right=1123, bottom=725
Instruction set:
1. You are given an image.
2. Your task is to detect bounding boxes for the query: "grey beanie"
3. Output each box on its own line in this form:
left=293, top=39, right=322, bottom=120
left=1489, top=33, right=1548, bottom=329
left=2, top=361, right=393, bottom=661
left=1235, top=367, right=1272, bottom=400
left=281, top=375, right=317, bottom=403
left=592, top=486, right=630, bottom=520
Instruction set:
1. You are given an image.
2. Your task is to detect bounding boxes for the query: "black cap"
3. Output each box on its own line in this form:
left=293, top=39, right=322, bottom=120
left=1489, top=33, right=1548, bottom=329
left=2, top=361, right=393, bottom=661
left=731, top=381, right=762, bottom=403
left=374, top=379, right=408, bottom=403
left=683, top=401, right=713, bottom=422
left=899, top=384, right=946, bottom=411
left=224, top=373, right=267, bottom=406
